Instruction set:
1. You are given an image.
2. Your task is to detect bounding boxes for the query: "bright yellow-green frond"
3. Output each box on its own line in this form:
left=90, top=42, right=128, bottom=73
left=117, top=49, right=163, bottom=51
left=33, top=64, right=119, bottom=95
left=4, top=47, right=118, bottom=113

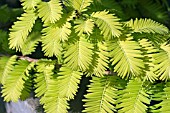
left=74, top=19, right=94, bottom=36
left=91, top=11, right=122, bottom=39
left=41, top=78, right=69, bottom=113
left=64, top=35, right=93, bottom=71
left=0, top=56, right=10, bottom=83
left=41, top=66, right=81, bottom=112
left=126, top=18, right=169, bottom=34
left=9, top=11, right=37, bottom=51
left=117, top=79, right=150, bottom=113
left=69, top=0, right=93, bottom=13
left=34, top=60, right=54, bottom=98
left=153, top=44, right=170, bottom=81
left=21, top=32, right=41, bottom=56
left=83, top=76, right=119, bottom=113
left=1, top=55, right=17, bottom=84
left=57, top=66, right=82, bottom=99
left=88, top=41, right=109, bottom=77
left=139, top=39, right=159, bottom=82
left=37, top=0, right=63, bottom=24
left=109, top=36, right=144, bottom=79
left=41, top=25, right=63, bottom=57
left=21, top=0, right=41, bottom=10
left=2, top=60, right=32, bottom=102
left=41, top=12, right=74, bottom=57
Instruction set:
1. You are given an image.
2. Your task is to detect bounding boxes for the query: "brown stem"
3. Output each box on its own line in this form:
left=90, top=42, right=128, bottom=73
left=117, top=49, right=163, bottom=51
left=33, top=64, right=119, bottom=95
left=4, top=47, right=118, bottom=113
left=18, top=56, right=38, bottom=62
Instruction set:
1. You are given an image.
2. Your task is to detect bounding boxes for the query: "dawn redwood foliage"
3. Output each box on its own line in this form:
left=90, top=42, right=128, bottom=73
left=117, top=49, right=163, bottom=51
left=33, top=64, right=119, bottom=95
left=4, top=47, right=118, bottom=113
left=0, top=0, right=170, bottom=113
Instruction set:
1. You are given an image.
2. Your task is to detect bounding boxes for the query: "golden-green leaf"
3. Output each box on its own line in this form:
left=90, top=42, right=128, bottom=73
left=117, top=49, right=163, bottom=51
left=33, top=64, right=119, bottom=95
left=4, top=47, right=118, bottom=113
left=91, top=10, right=122, bottom=39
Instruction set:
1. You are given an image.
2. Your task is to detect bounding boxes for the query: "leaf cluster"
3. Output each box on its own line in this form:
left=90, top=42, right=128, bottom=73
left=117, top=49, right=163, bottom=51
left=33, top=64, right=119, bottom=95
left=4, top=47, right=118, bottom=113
left=0, top=0, right=170, bottom=113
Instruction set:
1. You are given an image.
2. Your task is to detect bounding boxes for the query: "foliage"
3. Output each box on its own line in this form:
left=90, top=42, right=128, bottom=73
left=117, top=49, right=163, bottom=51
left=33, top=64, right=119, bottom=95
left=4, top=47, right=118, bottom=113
left=0, top=0, right=170, bottom=113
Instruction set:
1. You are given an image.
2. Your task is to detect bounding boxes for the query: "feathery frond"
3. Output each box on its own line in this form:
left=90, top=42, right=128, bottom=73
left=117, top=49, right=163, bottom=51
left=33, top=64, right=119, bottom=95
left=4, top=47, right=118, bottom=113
left=109, top=36, right=144, bottom=79
left=0, top=56, right=10, bottom=83
left=138, top=39, right=158, bottom=82
left=68, top=0, right=93, bottom=13
left=158, top=81, right=170, bottom=112
left=20, top=62, right=35, bottom=100
left=57, top=66, right=82, bottom=99
left=83, top=76, right=120, bottom=113
left=153, top=44, right=170, bottom=81
left=91, top=10, right=122, bottom=39
left=21, top=32, right=41, bottom=55
left=34, top=60, right=54, bottom=97
left=147, top=82, right=164, bottom=113
left=42, top=28, right=63, bottom=57
left=1, top=55, right=17, bottom=84
left=117, top=79, right=150, bottom=113
left=2, top=60, right=31, bottom=102
left=21, top=0, right=41, bottom=10
left=126, top=18, right=169, bottom=34
left=41, top=12, right=75, bottom=57
left=20, top=75, right=33, bottom=100
left=37, top=0, right=63, bottom=24
left=88, top=41, right=109, bottom=77
left=64, top=36, right=93, bottom=71
left=9, top=11, right=37, bottom=51
left=41, top=78, right=69, bottom=113
left=74, top=19, right=94, bottom=36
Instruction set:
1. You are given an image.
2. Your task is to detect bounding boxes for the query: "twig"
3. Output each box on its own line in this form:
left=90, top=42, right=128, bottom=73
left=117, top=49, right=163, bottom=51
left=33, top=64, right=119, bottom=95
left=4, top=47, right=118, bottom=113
left=18, top=56, right=38, bottom=62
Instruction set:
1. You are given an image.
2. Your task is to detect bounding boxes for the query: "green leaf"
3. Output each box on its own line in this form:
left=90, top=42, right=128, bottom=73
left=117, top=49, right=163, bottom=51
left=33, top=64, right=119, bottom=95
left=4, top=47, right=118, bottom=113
left=9, top=11, right=37, bottom=51
left=57, top=66, right=82, bottom=99
left=64, top=35, right=93, bottom=71
left=41, top=78, right=69, bottom=113
left=83, top=76, right=120, bottom=113
left=74, top=19, right=94, bottom=36
left=20, top=62, right=35, bottom=100
left=41, top=22, right=71, bottom=43
left=42, top=37, right=62, bottom=57
left=88, top=41, right=109, bottom=77
left=21, top=32, right=41, bottom=55
left=153, top=44, right=170, bottom=81
left=1, top=60, right=31, bottom=102
left=1, top=55, right=17, bottom=84
left=117, top=79, right=150, bottom=113
left=109, top=36, right=144, bottom=79
left=126, top=18, right=169, bottom=34
left=41, top=12, right=74, bottom=57
left=37, top=0, right=63, bottom=24
left=34, top=60, right=54, bottom=97
left=91, top=10, right=122, bottom=39
left=69, top=0, right=93, bottom=13
left=138, top=39, right=158, bottom=82
left=158, top=82, right=170, bottom=112
left=21, top=0, right=41, bottom=10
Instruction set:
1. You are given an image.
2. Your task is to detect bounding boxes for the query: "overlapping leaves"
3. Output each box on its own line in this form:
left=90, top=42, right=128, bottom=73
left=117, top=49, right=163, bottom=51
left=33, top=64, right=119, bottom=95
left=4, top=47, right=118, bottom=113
left=109, top=36, right=144, bottom=79
left=117, top=79, right=150, bottom=113
left=37, top=0, right=62, bottom=24
left=91, top=10, right=122, bottom=39
left=64, top=35, right=93, bottom=71
left=83, top=76, right=124, bottom=113
left=153, top=44, right=170, bottom=81
left=126, top=18, right=169, bottom=34
left=9, top=11, right=37, bottom=51
left=1, top=60, right=34, bottom=102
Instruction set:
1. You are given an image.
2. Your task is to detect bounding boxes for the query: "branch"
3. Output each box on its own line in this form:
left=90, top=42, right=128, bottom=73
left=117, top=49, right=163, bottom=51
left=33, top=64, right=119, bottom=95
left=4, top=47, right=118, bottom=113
left=1, top=54, right=116, bottom=75
left=18, top=56, right=38, bottom=62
